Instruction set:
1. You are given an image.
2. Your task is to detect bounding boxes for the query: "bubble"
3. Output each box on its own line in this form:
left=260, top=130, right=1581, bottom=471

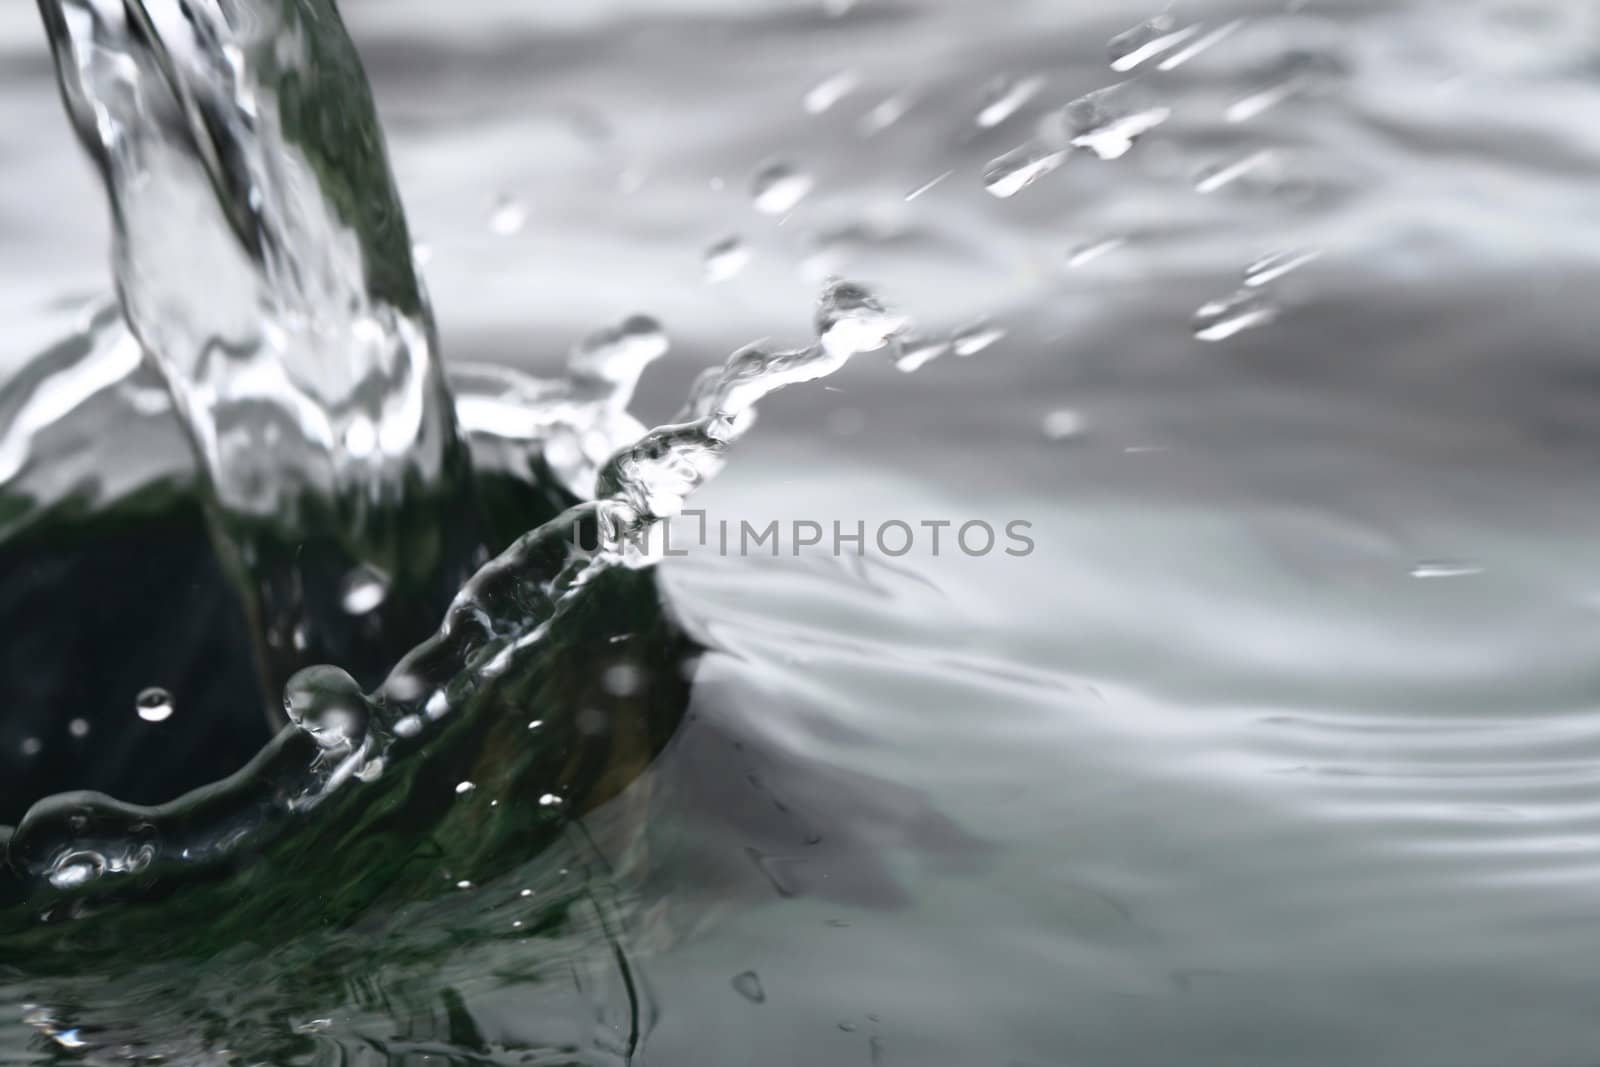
left=489, top=195, right=527, bottom=236
left=804, top=70, right=860, bottom=115
left=339, top=563, right=390, bottom=616
left=1193, top=289, right=1277, bottom=342
left=751, top=162, right=814, bottom=215
left=952, top=320, right=1006, bottom=357
left=816, top=281, right=908, bottom=357
left=136, top=687, right=175, bottom=723
left=983, top=143, right=1067, bottom=198
left=282, top=666, right=370, bottom=752
left=1042, top=409, right=1086, bottom=440
left=731, top=970, right=767, bottom=1004
left=976, top=75, right=1046, bottom=128
left=704, top=236, right=751, bottom=283
left=68, top=718, right=90, bottom=739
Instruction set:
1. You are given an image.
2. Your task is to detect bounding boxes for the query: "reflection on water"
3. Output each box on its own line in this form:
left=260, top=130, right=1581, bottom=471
left=6, top=0, right=1600, bottom=1064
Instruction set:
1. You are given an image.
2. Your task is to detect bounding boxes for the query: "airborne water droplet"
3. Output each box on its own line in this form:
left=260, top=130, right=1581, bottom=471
left=1108, top=16, right=1200, bottom=73
left=704, top=236, right=751, bottom=282
left=804, top=70, right=860, bottom=115
left=488, top=195, right=527, bottom=236
left=731, top=970, right=767, bottom=1003
left=1194, top=151, right=1275, bottom=194
left=68, top=718, right=90, bottom=739
left=752, top=162, right=814, bottom=215
left=136, top=687, right=175, bottom=723
left=1068, top=237, right=1125, bottom=268
left=1410, top=560, right=1484, bottom=579
left=339, top=564, right=390, bottom=615
left=983, top=143, right=1067, bottom=198
left=1245, top=248, right=1322, bottom=287
left=952, top=320, right=1006, bottom=357
left=976, top=75, right=1046, bottom=129
left=816, top=281, right=908, bottom=357
left=1042, top=408, right=1086, bottom=440
left=1193, top=289, right=1277, bottom=342
left=893, top=334, right=950, bottom=373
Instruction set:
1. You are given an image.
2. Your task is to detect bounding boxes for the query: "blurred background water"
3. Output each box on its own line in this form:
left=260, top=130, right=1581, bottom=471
left=6, top=0, right=1600, bottom=1064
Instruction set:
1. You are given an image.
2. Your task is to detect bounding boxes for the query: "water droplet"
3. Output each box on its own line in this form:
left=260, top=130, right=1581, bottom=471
left=282, top=666, right=369, bottom=752
left=1410, top=560, right=1484, bottom=579
left=858, top=94, right=911, bottom=136
left=339, top=564, right=390, bottom=616
left=1069, top=102, right=1170, bottom=160
left=893, top=335, right=949, bottom=373
left=1194, top=151, right=1275, bottom=194
left=1245, top=248, right=1322, bottom=287
left=538, top=793, right=564, bottom=807
left=1042, top=409, right=1086, bottom=440
left=976, top=75, right=1046, bottom=128
left=489, top=195, right=527, bottom=236
left=135, top=687, right=175, bottom=723
left=570, top=315, right=670, bottom=387
left=527, top=719, right=544, bottom=730
left=804, top=70, right=860, bottom=115
left=19, top=737, right=41, bottom=757
left=603, top=662, right=642, bottom=696
left=1067, top=237, right=1125, bottom=268
left=1193, top=289, right=1277, bottom=342
left=752, top=162, right=814, bottom=215
left=952, top=320, right=1006, bottom=357
left=411, top=241, right=434, bottom=267
left=983, top=143, right=1067, bottom=198
left=68, top=718, right=90, bottom=739
left=456, top=880, right=473, bottom=889
left=455, top=781, right=476, bottom=795
left=731, top=971, right=767, bottom=1003
left=839, top=1021, right=860, bottom=1032
left=816, top=281, right=908, bottom=357
left=1156, top=20, right=1244, bottom=72
left=1108, top=17, right=1200, bottom=72
left=904, top=170, right=952, bottom=201
left=704, top=236, right=751, bottom=283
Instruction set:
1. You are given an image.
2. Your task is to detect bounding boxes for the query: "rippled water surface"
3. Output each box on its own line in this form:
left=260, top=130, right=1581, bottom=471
left=6, top=0, right=1600, bottom=1064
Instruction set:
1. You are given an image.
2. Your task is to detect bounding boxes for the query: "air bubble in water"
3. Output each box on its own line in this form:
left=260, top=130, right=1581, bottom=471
left=731, top=971, right=767, bottom=1003
left=339, top=564, right=391, bottom=616
left=136, top=687, right=175, bottom=723
left=489, top=195, right=527, bottom=236
left=1193, top=289, right=1277, bottom=342
left=953, top=320, right=1006, bottom=357
left=283, top=666, right=369, bottom=752
left=976, top=75, right=1046, bottom=129
left=752, top=163, right=814, bottom=215
left=704, top=236, right=752, bottom=283
left=804, top=71, right=860, bottom=115
left=984, top=143, right=1067, bottom=198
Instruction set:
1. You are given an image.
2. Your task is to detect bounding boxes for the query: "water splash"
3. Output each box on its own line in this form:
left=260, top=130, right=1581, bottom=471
left=39, top=0, right=481, bottom=704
